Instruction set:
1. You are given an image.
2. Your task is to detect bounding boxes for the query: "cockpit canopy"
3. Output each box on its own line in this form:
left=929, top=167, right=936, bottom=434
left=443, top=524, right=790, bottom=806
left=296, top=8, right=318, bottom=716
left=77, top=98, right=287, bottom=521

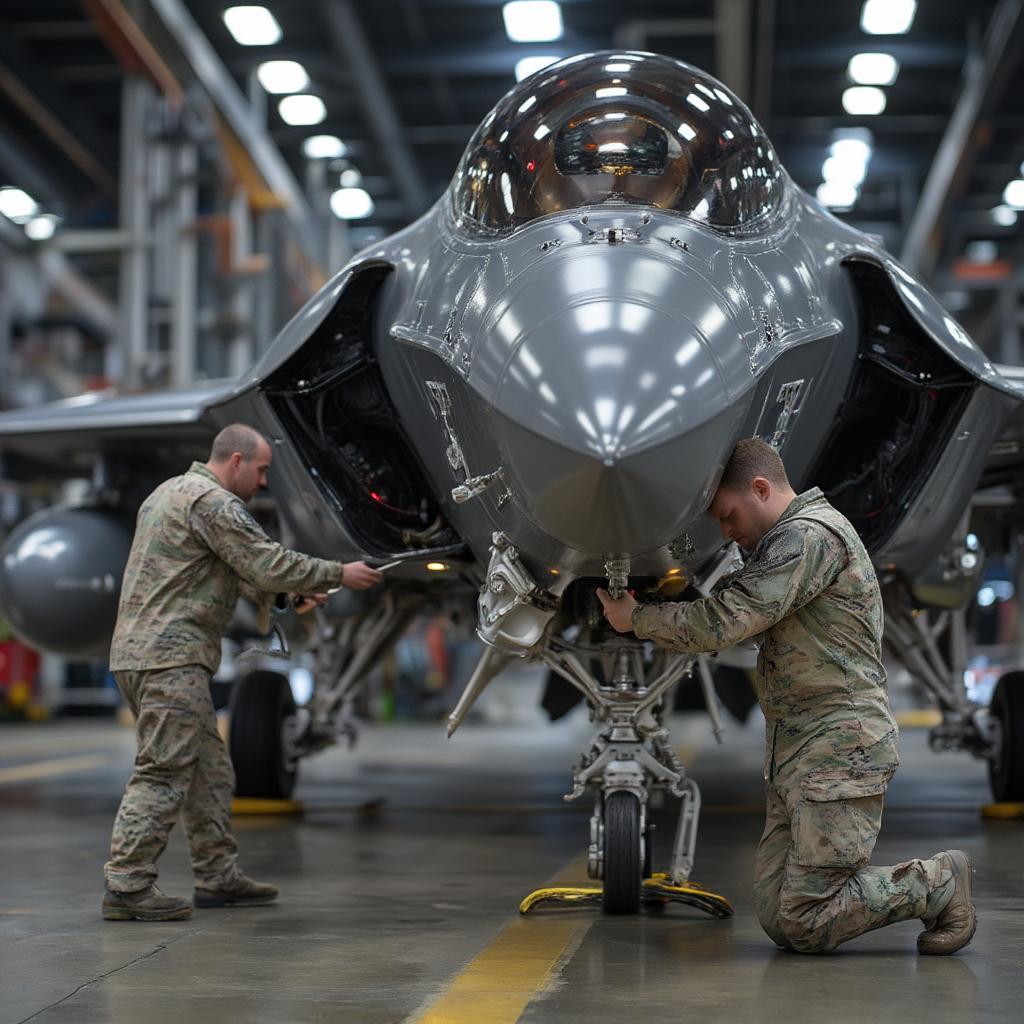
left=451, top=52, right=785, bottom=237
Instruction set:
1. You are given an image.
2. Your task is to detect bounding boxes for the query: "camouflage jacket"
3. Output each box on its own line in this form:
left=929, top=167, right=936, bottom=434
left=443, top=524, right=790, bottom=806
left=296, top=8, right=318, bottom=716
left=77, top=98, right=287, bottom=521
left=632, top=488, right=899, bottom=792
left=109, top=462, right=345, bottom=673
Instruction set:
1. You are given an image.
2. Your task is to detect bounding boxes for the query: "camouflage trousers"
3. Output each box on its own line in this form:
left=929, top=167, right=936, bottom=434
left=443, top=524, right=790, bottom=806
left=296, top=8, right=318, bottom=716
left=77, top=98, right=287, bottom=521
left=104, top=665, right=241, bottom=894
left=754, top=776, right=952, bottom=953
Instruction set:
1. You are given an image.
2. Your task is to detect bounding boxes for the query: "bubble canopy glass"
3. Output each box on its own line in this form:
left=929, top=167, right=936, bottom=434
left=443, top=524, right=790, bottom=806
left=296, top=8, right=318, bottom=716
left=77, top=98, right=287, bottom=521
left=451, top=52, right=785, bottom=237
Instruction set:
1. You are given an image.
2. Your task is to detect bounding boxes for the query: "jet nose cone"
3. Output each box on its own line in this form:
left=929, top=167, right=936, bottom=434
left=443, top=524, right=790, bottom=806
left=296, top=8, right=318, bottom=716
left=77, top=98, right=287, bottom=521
left=490, top=264, right=748, bottom=556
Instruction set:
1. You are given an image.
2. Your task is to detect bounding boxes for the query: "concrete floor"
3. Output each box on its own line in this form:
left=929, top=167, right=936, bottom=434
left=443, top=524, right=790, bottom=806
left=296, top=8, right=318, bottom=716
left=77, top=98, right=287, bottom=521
left=1, top=700, right=1021, bottom=1024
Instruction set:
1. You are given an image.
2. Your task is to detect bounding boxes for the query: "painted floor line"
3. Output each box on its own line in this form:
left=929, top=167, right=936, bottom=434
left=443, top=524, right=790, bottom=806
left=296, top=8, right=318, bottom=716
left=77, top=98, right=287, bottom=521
left=0, top=753, right=112, bottom=785
left=406, top=739, right=703, bottom=1024
left=406, top=854, right=594, bottom=1024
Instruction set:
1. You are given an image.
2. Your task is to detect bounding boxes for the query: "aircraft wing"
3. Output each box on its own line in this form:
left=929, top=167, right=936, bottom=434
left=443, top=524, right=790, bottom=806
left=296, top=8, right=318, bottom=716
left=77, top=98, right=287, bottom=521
left=0, top=379, right=235, bottom=482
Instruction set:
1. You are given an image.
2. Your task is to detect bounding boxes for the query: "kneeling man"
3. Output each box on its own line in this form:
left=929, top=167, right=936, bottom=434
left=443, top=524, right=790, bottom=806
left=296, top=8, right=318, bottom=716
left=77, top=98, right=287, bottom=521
left=598, top=438, right=975, bottom=955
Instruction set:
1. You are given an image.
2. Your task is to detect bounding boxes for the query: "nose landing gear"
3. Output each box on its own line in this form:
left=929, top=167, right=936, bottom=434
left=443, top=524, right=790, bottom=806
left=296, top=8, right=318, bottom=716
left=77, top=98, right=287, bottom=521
left=519, top=645, right=733, bottom=918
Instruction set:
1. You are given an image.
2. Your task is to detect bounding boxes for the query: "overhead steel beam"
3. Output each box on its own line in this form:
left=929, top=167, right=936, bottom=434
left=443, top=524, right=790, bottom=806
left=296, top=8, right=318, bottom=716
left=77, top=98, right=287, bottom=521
left=319, top=0, right=431, bottom=217
left=0, top=215, right=117, bottom=338
left=83, top=0, right=185, bottom=109
left=900, top=0, right=1024, bottom=279
left=0, top=64, right=117, bottom=197
left=715, top=0, right=752, bottom=104
left=145, top=0, right=320, bottom=269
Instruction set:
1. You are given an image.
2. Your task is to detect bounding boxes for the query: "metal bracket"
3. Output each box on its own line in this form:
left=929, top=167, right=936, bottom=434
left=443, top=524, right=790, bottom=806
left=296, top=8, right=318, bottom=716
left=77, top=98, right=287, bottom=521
left=476, top=532, right=560, bottom=654
left=668, top=777, right=702, bottom=884
left=604, top=556, right=630, bottom=599
left=452, top=469, right=502, bottom=504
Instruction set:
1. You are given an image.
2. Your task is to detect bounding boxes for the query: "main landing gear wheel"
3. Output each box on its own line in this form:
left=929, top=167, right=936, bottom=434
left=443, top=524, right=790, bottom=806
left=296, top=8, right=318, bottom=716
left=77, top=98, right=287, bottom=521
left=229, top=670, right=297, bottom=799
left=989, top=671, right=1024, bottom=802
left=602, top=791, right=642, bottom=914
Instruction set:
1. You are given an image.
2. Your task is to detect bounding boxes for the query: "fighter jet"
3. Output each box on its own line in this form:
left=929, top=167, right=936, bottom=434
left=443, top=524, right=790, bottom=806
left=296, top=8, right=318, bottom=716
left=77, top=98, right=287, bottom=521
left=3, top=52, right=1024, bottom=914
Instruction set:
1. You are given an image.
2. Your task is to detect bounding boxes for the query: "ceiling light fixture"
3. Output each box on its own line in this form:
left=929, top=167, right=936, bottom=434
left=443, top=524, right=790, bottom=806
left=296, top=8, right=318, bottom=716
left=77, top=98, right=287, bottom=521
left=817, top=182, right=858, bottom=210
left=848, top=52, right=899, bottom=85
left=1003, top=180, right=1024, bottom=209
left=860, top=0, right=916, bottom=35
left=502, top=1, right=563, bottom=43
left=822, top=155, right=868, bottom=186
left=330, top=187, right=374, bottom=219
left=842, top=86, right=886, bottom=115
left=830, top=137, right=873, bottom=166
left=302, top=135, right=346, bottom=159
left=278, top=94, right=326, bottom=126
left=24, top=214, right=60, bottom=240
left=256, top=60, right=310, bottom=93
left=0, top=187, right=38, bottom=223
left=991, top=204, right=1019, bottom=227
left=222, top=6, right=282, bottom=46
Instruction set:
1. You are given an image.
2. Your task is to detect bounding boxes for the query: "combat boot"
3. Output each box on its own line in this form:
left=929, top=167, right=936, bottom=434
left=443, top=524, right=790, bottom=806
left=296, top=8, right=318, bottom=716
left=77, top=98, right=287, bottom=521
left=918, top=849, right=977, bottom=955
left=102, top=885, right=193, bottom=922
left=194, top=875, right=278, bottom=907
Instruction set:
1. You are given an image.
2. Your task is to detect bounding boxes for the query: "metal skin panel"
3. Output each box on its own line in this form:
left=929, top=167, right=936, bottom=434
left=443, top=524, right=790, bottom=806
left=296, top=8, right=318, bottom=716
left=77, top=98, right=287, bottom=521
left=876, top=385, right=1020, bottom=578
left=373, top=193, right=863, bottom=576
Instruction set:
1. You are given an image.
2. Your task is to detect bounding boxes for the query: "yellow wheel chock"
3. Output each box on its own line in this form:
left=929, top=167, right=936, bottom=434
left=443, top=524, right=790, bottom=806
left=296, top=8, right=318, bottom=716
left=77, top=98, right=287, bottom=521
left=519, top=873, right=733, bottom=917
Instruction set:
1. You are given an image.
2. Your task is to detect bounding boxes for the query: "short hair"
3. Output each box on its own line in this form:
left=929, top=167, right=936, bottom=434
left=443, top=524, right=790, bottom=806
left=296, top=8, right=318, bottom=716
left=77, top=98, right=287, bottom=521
left=718, top=437, right=790, bottom=492
left=209, top=423, right=265, bottom=463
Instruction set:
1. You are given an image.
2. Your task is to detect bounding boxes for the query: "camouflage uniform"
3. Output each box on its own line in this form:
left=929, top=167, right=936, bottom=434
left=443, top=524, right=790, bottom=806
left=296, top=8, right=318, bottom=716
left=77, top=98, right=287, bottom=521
left=632, top=488, right=953, bottom=952
left=104, top=462, right=344, bottom=894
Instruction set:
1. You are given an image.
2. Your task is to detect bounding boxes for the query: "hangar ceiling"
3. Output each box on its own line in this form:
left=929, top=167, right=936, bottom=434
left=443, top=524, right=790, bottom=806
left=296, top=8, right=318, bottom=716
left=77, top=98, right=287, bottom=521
left=0, top=0, right=1022, bottom=346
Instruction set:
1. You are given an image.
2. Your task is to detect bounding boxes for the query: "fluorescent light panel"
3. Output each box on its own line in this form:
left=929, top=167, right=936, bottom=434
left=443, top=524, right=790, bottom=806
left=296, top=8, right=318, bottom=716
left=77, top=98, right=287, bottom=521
left=1003, top=180, right=1024, bottom=209
left=502, top=1, right=563, bottom=43
left=817, top=182, right=858, bottom=209
left=222, top=6, right=282, bottom=46
left=861, top=0, right=916, bottom=35
left=848, top=52, right=899, bottom=85
left=822, top=155, right=867, bottom=186
left=0, top=187, right=38, bottom=222
left=330, top=187, right=374, bottom=219
left=991, top=204, right=1018, bottom=226
left=256, top=60, right=309, bottom=93
left=842, top=85, right=886, bottom=115
left=830, top=137, right=873, bottom=165
left=24, top=214, right=59, bottom=240
left=303, top=135, right=346, bottom=159
left=278, top=95, right=326, bottom=126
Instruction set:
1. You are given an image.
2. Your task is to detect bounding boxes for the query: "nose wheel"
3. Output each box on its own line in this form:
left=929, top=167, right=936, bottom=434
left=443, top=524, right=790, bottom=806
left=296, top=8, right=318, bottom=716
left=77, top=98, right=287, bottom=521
left=602, top=791, right=642, bottom=914
left=519, top=784, right=734, bottom=918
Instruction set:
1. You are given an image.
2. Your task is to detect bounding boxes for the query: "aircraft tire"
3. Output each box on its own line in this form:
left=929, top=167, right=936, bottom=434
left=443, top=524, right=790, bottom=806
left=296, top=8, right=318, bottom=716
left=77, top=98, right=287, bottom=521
left=602, top=791, right=642, bottom=914
left=229, top=670, right=297, bottom=799
left=988, top=670, right=1024, bottom=802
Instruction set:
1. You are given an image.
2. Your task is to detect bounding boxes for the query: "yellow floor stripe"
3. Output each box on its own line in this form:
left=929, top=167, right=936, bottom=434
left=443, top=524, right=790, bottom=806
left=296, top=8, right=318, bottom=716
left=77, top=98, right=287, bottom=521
left=0, top=753, right=112, bottom=785
left=894, top=709, right=943, bottom=728
left=409, top=855, right=592, bottom=1024
left=231, top=797, right=304, bottom=815
left=409, top=736, right=705, bottom=1024
left=981, top=802, right=1024, bottom=819
left=412, top=915, right=587, bottom=1024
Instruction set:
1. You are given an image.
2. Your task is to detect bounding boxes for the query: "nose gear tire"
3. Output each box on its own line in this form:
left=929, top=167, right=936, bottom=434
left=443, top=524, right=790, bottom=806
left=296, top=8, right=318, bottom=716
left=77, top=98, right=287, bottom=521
left=602, top=791, right=642, bottom=914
